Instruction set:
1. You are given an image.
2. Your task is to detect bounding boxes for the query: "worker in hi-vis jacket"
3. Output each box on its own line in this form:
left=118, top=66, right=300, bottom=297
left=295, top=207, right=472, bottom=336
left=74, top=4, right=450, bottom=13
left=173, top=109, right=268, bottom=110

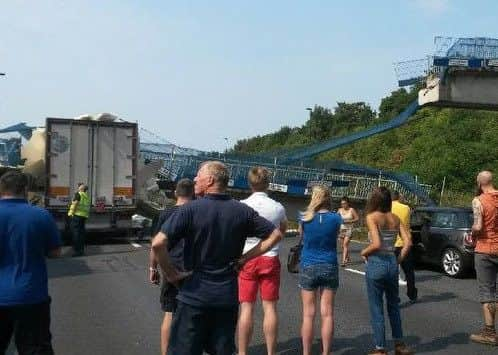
left=68, top=183, right=90, bottom=257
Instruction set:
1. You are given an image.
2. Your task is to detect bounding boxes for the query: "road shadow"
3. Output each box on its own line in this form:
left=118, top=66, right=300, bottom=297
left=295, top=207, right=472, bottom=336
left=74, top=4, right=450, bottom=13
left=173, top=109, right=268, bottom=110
left=48, top=257, right=94, bottom=279
left=400, top=291, right=458, bottom=309
left=248, top=331, right=470, bottom=354
left=412, top=273, right=444, bottom=282
left=404, top=332, right=470, bottom=353
left=415, top=263, right=476, bottom=280
left=48, top=253, right=142, bottom=279
left=62, top=248, right=139, bottom=257
left=247, top=334, right=382, bottom=354
left=246, top=336, right=302, bottom=355
left=62, top=231, right=151, bottom=246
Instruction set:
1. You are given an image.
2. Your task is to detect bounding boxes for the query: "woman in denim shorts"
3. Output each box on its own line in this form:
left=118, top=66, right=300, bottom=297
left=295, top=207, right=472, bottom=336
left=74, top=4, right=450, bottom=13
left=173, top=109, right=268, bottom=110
left=298, top=185, right=342, bottom=355
left=360, top=187, right=414, bottom=355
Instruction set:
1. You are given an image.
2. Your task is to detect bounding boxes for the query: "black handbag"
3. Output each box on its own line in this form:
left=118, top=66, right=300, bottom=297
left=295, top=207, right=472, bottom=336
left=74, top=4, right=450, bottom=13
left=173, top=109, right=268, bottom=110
left=287, top=240, right=303, bottom=274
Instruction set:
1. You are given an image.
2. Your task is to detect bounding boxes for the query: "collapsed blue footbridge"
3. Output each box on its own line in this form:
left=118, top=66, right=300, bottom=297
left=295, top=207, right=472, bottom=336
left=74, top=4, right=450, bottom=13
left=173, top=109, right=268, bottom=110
left=4, top=37, right=498, bottom=206
left=140, top=99, right=430, bottom=205
left=141, top=36, right=498, bottom=206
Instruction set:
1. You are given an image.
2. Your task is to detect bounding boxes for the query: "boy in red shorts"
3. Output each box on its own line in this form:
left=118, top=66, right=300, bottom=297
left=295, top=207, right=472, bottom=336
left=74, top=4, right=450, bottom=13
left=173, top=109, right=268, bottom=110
left=238, top=167, right=287, bottom=355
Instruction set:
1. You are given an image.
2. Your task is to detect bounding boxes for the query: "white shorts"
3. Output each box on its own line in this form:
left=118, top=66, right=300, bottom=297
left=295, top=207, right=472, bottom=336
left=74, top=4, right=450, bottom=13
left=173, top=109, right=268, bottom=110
left=340, top=227, right=352, bottom=238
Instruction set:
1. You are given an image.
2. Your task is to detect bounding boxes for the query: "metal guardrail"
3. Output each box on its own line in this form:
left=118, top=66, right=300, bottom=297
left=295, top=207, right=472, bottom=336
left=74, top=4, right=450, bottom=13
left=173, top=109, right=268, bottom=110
left=153, top=154, right=431, bottom=204
left=435, top=36, right=498, bottom=59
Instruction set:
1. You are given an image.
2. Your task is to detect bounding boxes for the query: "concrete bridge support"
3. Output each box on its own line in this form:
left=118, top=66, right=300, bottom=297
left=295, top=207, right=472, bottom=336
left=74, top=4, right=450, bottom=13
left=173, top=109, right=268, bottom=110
left=419, top=68, right=498, bottom=110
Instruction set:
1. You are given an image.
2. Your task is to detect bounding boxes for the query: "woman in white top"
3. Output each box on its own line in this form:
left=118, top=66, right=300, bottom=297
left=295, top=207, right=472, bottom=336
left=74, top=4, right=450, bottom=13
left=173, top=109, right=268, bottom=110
left=338, top=196, right=359, bottom=267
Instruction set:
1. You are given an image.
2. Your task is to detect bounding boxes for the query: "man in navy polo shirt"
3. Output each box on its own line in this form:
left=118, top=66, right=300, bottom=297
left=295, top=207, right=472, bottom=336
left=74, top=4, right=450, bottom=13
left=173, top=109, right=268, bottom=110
left=152, top=161, right=283, bottom=355
left=0, top=171, right=62, bottom=355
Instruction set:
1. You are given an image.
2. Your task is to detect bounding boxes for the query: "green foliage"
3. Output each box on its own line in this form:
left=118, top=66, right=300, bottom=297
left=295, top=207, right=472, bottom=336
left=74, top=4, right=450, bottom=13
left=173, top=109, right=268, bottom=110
left=233, top=102, right=376, bottom=153
left=377, top=86, right=418, bottom=121
left=233, top=85, right=498, bottom=197
left=321, top=107, right=498, bottom=195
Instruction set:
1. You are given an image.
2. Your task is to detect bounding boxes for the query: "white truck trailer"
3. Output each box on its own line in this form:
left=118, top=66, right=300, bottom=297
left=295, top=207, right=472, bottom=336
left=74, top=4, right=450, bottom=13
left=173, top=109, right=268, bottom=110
left=44, top=117, right=139, bottom=235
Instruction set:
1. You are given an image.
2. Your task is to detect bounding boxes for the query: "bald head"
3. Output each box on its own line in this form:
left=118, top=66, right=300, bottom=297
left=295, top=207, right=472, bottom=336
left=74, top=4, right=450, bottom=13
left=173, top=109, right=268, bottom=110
left=477, top=171, right=493, bottom=188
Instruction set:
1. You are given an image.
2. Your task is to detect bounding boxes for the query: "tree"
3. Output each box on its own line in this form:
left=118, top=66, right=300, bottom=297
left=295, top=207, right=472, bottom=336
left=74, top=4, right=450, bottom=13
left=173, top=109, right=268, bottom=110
left=333, top=102, right=376, bottom=132
left=232, top=84, right=498, bottom=195
left=378, top=84, right=421, bottom=121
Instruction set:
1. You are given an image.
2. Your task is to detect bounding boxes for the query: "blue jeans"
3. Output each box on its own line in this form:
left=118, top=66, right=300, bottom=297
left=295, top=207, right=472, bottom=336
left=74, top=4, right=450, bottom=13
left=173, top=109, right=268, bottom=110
left=365, top=254, right=403, bottom=349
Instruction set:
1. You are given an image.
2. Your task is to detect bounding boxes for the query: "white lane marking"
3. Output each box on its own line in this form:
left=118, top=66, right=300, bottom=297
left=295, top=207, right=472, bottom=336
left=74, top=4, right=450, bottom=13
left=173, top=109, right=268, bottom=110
left=345, top=267, right=365, bottom=275
left=350, top=239, right=368, bottom=245
left=344, top=267, right=407, bottom=286
left=131, top=243, right=142, bottom=248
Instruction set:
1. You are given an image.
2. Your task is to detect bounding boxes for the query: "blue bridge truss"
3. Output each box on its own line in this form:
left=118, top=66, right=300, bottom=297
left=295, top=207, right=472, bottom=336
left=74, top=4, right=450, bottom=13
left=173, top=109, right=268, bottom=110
left=140, top=97, right=432, bottom=206
left=143, top=37, right=498, bottom=205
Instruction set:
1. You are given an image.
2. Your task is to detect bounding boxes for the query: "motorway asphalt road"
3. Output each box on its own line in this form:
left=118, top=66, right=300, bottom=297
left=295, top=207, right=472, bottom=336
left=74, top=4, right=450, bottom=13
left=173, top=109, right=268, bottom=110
left=6, top=237, right=497, bottom=355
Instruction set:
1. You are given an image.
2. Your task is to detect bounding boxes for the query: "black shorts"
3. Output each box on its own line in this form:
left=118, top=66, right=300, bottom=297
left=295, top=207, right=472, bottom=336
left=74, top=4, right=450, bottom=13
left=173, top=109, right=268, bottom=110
left=160, top=281, right=178, bottom=313
left=0, top=299, right=54, bottom=355
left=168, top=301, right=238, bottom=355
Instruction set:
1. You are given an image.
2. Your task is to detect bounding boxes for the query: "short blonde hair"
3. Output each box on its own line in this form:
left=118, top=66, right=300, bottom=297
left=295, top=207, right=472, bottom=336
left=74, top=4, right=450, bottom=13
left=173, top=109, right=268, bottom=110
left=248, top=166, right=271, bottom=191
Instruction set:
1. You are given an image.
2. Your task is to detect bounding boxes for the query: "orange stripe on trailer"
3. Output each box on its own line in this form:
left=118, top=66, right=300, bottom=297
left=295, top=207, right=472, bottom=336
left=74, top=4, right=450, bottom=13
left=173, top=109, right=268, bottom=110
left=114, top=187, right=133, bottom=197
left=48, top=186, right=70, bottom=196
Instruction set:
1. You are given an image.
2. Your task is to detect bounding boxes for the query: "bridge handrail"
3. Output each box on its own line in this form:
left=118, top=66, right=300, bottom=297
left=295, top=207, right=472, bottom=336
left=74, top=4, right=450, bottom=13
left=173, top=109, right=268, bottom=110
left=271, top=100, right=420, bottom=162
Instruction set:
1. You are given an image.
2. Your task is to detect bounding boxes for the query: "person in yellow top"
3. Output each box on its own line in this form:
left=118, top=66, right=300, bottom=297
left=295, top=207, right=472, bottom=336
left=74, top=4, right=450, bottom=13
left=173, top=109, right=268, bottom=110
left=391, top=191, right=418, bottom=303
left=68, top=183, right=90, bottom=257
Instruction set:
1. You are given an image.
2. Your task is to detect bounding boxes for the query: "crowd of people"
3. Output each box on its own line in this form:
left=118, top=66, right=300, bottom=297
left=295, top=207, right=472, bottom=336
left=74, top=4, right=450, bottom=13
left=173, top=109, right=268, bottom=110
left=0, top=164, right=497, bottom=355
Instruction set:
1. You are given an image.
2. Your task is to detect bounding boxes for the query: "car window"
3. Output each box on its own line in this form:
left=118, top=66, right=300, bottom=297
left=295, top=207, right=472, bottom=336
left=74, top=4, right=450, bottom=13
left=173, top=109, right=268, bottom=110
left=432, top=212, right=471, bottom=228
left=411, top=211, right=432, bottom=228
left=463, top=212, right=473, bottom=228
left=432, top=213, right=456, bottom=228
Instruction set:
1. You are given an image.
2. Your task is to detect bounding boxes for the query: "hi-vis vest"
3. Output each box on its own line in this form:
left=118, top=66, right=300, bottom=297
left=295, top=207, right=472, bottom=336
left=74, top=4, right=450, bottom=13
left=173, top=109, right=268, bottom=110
left=68, top=191, right=90, bottom=219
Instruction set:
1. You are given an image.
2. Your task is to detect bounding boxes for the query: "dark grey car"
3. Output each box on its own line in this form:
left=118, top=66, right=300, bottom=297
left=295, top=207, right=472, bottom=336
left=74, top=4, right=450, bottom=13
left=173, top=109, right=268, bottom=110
left=410, top=207, right=474, bottom=278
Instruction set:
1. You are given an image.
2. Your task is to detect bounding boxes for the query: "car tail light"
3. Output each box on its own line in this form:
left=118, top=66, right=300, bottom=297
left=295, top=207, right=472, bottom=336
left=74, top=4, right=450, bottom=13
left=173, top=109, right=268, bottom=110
left=463, top=231, right=476, bottom=248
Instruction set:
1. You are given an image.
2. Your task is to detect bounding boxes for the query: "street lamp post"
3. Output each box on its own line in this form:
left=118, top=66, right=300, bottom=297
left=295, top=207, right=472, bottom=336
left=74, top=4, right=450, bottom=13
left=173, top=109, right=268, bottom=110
left=224, top=137, right=229, bottom=154
left=306, top=107, right=313, bottom=142
left=221, top=137, right=229, bottom=162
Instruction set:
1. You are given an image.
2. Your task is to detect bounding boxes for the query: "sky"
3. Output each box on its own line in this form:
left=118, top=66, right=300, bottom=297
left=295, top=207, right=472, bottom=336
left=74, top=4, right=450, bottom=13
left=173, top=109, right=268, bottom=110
left=1, top=0, right=498, bottom=151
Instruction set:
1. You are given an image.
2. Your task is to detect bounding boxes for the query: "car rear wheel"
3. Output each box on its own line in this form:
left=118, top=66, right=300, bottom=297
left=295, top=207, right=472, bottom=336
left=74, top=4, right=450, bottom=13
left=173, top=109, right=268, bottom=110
left=441, top=248, right=466, bottom=278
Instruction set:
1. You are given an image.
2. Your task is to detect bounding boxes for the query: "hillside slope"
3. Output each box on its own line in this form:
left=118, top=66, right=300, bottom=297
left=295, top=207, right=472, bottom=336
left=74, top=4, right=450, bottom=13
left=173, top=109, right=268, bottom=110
left=233, top=87, right=498, bottom=201
left=319, top=107, right=498, bottom=193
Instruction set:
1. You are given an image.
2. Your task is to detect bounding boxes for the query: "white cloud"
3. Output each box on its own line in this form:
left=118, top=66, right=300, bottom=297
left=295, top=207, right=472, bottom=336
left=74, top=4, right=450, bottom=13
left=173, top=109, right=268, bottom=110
left=414, top=0, right=450, bottom=14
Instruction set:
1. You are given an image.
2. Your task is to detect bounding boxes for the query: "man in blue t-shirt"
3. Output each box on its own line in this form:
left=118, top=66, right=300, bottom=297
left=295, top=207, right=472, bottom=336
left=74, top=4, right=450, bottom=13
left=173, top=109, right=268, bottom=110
left=152, top=161, right=283, bottom=355
left=0, top=171, right=62, bottom=355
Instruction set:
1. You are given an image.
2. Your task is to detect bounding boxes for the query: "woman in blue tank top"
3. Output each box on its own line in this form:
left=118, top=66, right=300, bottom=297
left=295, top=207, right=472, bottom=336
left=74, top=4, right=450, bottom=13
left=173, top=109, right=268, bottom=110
left=298, top=185, right=342, bottom=355
left=361, top=187, right=414, bottom=355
